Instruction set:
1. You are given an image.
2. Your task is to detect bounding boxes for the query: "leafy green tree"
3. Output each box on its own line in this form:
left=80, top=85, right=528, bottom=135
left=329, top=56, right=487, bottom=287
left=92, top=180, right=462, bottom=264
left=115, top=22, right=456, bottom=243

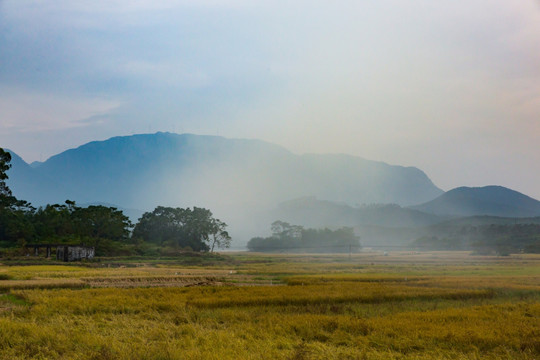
left=32, top=203, right=76, bottom=242
left=208, top=218, right=231, bottom=252
left=0, top=148, right=30, bottom=210
left=30, top=201, right=132, bottom=255
left=73, top=205, right=133, bottom=253
left=0, top=150, right=133, bottom=254
left=0, top=148, right=35, bottom=247
left=132, top=206, right=184, bottom=247
left=0, top=148, right=12, bottom=202
left=133, top=206, right=231, bottom=252
left=248, top=222, right=360, bottom=253
left=271, top=220, right=303, bottom=240
left=0, top=207, right=34, bottom=248
left=183, top=207, right=214, bottom=250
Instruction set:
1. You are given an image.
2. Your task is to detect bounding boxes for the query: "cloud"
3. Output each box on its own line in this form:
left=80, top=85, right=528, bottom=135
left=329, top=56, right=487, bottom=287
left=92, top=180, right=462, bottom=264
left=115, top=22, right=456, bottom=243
left=0, top=0, right=539, bottom=198
left=0, top=87, right=121, bottom=134
left=120, top=61, right=211, bottom=88
left=0, top=0, right=257, bottom=32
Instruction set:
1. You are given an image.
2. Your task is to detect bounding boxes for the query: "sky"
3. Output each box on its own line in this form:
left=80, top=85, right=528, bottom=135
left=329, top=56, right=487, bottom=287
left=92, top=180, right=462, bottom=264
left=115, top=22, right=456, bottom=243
left=1, top=0, right=540, bottom=199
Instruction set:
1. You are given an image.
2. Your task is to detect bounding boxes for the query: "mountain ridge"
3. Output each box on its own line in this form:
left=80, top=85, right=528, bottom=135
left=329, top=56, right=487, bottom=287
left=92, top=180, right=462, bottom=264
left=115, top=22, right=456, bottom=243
left=410, top=185, right=540, bottom=218
left=4, top=133, right=540, bottom=243
left=6, top=132, right=443, bottom=210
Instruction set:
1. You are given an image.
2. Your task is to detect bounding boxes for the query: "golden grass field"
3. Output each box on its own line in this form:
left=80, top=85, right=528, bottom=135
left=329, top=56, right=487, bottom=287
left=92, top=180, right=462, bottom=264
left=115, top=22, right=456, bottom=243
left=0, top=251, right=539, bottom=359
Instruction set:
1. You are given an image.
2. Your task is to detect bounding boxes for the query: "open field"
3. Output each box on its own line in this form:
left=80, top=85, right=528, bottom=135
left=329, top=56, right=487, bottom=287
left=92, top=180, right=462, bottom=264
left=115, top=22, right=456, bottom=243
left=0, top=251, right=539, bottom=359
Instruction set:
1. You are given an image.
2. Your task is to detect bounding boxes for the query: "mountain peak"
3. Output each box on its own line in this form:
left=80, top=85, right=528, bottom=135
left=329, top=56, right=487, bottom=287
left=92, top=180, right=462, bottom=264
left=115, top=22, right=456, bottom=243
left=411, top=185, right=540, bottom=217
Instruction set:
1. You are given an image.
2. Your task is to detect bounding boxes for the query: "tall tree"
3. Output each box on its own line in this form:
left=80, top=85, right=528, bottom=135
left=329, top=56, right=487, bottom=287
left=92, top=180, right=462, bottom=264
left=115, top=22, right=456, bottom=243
left=0, top=148, right=35, bottom=247
left=32, top=203, right=76, bottom=242
left=248, top=222, right=360, bottom=253
left=0, top=148, right=33, bottom=211
left=271, top=220, right=303, bottom=240
left=133, top=206, right=231, bottom=252
left=31, top=201, right=133, bottom=254
left=0, top=148, right=13, bottom=207
left=133, top=206, right=185, bottom=247
left=208, top=218, right=231, bottom=252
left=73, top=205, right=133, bottom=252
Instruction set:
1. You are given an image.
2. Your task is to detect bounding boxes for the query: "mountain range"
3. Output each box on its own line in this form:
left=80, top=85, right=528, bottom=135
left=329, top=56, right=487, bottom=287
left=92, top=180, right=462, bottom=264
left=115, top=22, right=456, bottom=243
left=5, top=132, right=540, bottom=244
left=7, top=132, right=442, bottom=209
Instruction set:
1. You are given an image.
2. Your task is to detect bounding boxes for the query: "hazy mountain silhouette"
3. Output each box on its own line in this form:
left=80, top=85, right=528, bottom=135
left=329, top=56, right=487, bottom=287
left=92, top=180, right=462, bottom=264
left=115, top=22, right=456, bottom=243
left=6, top=150, right=63, bottom=205
left=263, top=197, right=540, bottom=247
left=6, top=135, right=540, bottom=246
left=7, top=132, right=443, bottom=214
left=411, top=186, right=540, bottom=218
left=271, top=197, right=442, bottom=229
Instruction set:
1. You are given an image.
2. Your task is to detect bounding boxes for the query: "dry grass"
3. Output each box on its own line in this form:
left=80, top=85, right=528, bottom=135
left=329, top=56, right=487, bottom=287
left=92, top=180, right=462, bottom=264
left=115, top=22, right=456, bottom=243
left=0, top=278, right=86, bottom=291
left=0, top=251, right=538, bottom=359
left=82, top=275, right=226, bottom=288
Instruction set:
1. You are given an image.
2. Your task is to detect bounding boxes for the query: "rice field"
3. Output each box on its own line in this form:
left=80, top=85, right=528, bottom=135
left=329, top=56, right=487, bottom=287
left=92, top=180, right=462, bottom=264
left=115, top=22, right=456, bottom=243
left=0, top=251, right=539, bottom=359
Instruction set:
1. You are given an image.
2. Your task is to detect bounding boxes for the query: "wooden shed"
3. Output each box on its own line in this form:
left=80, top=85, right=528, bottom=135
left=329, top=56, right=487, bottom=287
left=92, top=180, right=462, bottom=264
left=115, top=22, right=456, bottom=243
left=56, top=246, right=95, bottom=262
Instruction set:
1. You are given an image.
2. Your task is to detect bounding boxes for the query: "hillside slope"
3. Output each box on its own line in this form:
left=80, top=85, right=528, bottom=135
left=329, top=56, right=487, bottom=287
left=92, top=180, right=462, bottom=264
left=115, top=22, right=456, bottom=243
left=411, top=186, right=540, bottom=218
left=271, top=197, right=442, bottom=229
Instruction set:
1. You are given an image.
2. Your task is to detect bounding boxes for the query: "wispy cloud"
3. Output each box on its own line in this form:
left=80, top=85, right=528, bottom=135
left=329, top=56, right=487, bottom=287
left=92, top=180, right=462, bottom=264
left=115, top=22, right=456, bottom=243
left=0, top=87, right=121, bottom=133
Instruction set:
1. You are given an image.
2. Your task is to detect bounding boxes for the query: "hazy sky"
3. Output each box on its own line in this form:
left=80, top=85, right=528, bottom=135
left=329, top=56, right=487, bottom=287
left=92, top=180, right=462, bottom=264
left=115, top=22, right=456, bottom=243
left=1, top=0, right=539, bottom=199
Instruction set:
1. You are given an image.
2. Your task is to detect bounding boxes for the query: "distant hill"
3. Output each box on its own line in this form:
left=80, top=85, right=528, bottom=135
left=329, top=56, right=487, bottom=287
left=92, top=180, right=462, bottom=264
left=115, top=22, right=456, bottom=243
left=272, top=197, right=442, bottom=229
left=262, top=197, right=445, bottom=247
left=263, top=197, right=540, bottom=248
left=411, top=186, right=540, bottom=218
left=6, top=132, right=443, bottom=213
left=429, top=215, right=540, bottom=229
left=5, top=150, right=63, bottom=205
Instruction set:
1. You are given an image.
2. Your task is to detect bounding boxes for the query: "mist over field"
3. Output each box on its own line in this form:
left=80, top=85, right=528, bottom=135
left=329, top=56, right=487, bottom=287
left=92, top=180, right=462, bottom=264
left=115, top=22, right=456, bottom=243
left=1, top=0, right=540, bottom=252
left=1, top=0, right=540, bottom=201
left=5, top=132, right=442, bottom=242
left=4, top=132, right=540, bottom=253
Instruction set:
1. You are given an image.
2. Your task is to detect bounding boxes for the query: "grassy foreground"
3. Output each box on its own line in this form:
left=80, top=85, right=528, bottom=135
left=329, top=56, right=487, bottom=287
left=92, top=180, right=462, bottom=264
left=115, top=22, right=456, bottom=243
left=0, top=251, right=539, bottom=359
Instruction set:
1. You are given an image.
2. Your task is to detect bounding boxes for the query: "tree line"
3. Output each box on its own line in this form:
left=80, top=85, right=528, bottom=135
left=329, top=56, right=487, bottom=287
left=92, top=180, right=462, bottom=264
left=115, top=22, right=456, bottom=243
left=247, top=220, right=360, bottom=253
left=412, top=224, right=540, bottom=255
left=0, top=148, right=230, bottom=256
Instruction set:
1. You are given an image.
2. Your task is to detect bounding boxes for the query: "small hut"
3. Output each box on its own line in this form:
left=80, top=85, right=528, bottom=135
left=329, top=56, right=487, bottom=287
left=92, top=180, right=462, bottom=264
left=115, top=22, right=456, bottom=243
left=56, top=246, right=95, bottom=262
